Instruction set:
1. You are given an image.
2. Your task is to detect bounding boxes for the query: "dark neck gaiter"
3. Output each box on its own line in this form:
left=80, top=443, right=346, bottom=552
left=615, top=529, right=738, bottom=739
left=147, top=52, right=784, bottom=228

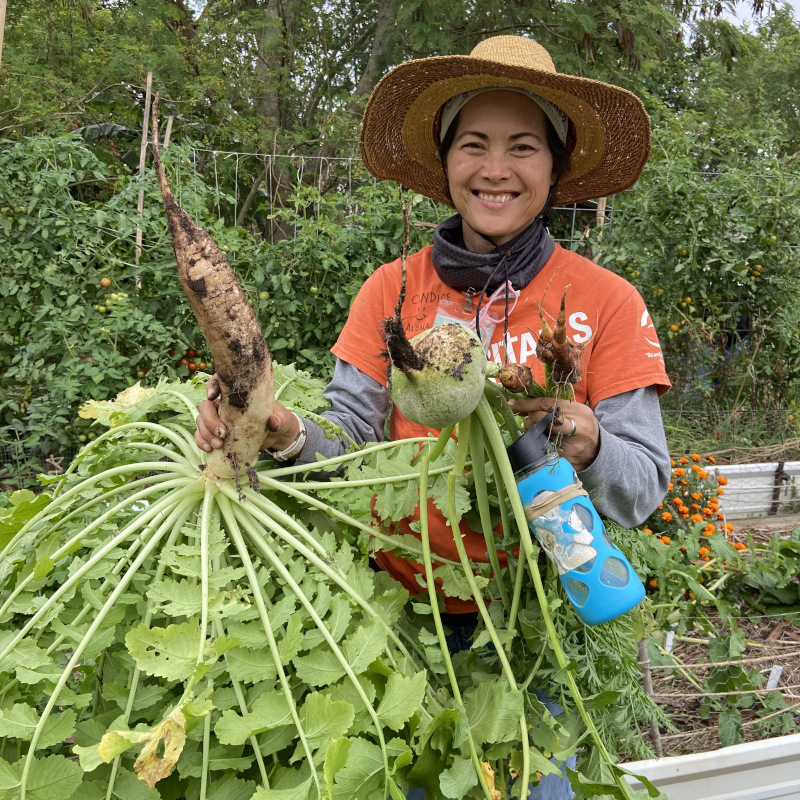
left=431, top=213, right=555, bottom=294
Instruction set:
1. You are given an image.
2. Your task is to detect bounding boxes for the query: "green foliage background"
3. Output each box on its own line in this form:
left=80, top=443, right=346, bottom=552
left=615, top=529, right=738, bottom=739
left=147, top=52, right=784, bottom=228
left=1, top=1, right=800, bottom=481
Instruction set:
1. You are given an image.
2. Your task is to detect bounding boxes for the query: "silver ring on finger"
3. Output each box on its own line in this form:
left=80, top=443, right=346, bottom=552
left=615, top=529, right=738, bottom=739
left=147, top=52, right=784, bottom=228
left=562, top=417, right=577, bottom=439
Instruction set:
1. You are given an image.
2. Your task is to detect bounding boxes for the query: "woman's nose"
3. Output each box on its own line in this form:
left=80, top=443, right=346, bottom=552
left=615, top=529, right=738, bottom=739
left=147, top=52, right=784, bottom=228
left=481, top=150, right=511, bottom=181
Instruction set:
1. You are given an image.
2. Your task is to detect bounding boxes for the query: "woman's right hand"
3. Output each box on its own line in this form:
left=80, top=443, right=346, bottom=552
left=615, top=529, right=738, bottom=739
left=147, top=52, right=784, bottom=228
left=195, top=375, right=300, bottom=454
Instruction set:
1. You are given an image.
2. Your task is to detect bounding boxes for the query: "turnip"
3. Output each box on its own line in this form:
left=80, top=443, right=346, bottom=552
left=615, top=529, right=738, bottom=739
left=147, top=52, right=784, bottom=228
left=384, top=322, right=487, bottom=428
left=381, top=196, right=487, bottom=429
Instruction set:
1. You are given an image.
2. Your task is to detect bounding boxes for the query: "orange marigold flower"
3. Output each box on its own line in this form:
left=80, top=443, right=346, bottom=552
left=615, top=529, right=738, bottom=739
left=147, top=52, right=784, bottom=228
left=717, top=512, right=725, bottom=520
left=680, top=479, right=688, bottom=486
left=658, top=502, right=664, bottom=510
left=660, top=535, right=671, bottom=544
left=703, top=524, right=715, bottom=534
left=698, top=546, right=710, bottom=555
left=649, top=579, right=658, bottom=588
left=674, top=468, right=686, bottom=477
left=691, top=503, right=701, bottom=510
left=708, top=456, right=716, bottom=464
left=691, top=453, right=701, bottom=462
left=691, top=464, right=701, bottom=473
left=717, top=476, right=728, bottom=485
left=672, top=497, right=684, bottom=506
left=734, top=542, right=747, bottom=551
left=701, top=554, right=710, bottom=561
left=692, top=492, right=703, bottom=500
left=703, top=507, right=713, bottom=517
left=642, top=526, right=653, bottom=534
left=680, top=509, right=690, bottom=517
left=670, top=459, right=676, bottom=467
left=680, top=545, right=687, bottom=552
left=724, top=522, right=735, bottom=533
left=679, top=457, right=689, bottom=464
left=698, top=470, right=708, bottom=479
left=668, top=482, right=674, bottom=492
left=691, top=514, right=703, bottom=523
left=661, top=512, right=673, bottom=522
left=717, top=487, right=725, bottom=495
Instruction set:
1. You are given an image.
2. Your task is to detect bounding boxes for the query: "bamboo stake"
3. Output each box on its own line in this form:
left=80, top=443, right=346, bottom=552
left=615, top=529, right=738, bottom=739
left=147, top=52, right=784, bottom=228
left=135, top=71, right=153, bottom=284
left=638, top=638, right=664, bottom=757
left=163, top=115, right=174, bottom=149
left=0, top=0, right=7, bottom=70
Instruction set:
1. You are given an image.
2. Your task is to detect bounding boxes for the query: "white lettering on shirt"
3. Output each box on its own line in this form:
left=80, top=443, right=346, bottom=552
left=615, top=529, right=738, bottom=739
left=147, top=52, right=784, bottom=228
left=569, top=312, right=593, bottom=343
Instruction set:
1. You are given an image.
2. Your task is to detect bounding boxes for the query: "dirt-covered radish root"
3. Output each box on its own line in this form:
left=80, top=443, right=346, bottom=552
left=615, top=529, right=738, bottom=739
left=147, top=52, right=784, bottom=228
left=151, top=94, right=274, bottom=483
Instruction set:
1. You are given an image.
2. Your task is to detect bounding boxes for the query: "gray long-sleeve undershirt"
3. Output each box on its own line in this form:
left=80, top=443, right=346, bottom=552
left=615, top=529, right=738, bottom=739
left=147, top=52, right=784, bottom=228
left=290, top=358, right=670, bottom=528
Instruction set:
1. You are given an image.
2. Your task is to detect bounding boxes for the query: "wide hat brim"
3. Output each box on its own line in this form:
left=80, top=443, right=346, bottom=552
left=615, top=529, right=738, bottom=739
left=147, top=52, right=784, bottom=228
left=359, top=37, right=651, bottom=207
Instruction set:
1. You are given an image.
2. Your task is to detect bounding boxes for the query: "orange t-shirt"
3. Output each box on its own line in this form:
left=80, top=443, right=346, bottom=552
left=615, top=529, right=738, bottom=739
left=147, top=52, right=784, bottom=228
left=332, top=243, right=670, bottom=612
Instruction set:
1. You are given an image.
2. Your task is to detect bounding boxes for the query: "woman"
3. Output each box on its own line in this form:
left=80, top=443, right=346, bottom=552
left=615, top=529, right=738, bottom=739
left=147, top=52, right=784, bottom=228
left=196, top=35, right=670, bottom=797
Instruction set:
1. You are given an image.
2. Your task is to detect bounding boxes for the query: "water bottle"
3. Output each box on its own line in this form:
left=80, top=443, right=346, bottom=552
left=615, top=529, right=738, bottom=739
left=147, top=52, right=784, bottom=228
left=506, top=415, right=645, bottom=625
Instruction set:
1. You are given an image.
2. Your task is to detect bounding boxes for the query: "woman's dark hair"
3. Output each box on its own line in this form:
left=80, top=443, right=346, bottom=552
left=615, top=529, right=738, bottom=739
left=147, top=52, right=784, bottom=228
left=437, top=106, right=573, bottom=210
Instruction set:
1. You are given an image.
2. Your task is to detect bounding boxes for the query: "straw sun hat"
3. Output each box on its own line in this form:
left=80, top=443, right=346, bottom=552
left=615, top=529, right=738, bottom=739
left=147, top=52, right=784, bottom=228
left=359, top=35, right=651, bottom=206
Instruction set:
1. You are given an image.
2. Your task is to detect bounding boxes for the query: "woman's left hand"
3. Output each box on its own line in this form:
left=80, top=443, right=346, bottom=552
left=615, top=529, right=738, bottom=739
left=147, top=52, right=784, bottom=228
left=507, top=396, right=600, bottom=472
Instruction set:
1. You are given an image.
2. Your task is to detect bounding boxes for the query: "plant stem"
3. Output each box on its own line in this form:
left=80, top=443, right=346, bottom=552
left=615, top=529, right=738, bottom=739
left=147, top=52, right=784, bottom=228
left=219, top=495, right=323, bottom=799
left=468, top=415, right=509, bottom=609
left=417, top=449, right=494, bottom=800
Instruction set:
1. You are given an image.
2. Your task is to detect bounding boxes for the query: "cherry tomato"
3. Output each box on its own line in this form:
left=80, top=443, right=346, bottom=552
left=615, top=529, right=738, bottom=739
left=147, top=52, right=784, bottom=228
left=199, top=362, right=207, bottom=370
left=180, top=358, right=189, bottom=365
left=186, top=349, right=197, bottom=357
left=100, top=277, right=111, bottom=288
left=188, top=362, right=197, bottom=371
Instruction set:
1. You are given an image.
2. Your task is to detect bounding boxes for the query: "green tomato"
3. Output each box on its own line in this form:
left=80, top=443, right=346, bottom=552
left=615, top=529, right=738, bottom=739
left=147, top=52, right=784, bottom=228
left=259, top=291, right=270, bottom=301
left=97, top=306, right=107, bottom=313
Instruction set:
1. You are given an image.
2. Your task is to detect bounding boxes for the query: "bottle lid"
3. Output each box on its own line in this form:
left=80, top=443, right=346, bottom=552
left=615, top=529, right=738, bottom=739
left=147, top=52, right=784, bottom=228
left=506, top=413, right=556, bottom=474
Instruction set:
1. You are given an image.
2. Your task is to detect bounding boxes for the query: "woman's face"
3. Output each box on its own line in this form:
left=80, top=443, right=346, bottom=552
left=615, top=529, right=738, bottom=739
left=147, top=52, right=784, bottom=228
left=445, top=90, right=556, bottom=254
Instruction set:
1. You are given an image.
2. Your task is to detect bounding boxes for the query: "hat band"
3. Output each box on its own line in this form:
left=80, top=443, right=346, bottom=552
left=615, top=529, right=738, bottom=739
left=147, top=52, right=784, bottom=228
left=439, top=87, right=569, bottom=145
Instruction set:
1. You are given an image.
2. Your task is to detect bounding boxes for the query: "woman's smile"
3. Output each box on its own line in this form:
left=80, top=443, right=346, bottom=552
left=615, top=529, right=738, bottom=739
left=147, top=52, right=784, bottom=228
left=445, top=90, right=556, bottom=253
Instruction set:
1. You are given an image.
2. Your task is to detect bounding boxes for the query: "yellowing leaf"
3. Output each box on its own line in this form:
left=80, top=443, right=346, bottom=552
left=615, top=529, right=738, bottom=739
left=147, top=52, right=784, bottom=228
left=79, top=382, right=155, bottom=421
left=133, top=708, right=187, bottom=790
left=481, top=761, right=501, bottom=800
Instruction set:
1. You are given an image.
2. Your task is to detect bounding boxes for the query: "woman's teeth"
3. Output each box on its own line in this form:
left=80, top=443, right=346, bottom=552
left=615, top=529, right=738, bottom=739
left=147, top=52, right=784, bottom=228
left=476, top=192, right=515, bottom=203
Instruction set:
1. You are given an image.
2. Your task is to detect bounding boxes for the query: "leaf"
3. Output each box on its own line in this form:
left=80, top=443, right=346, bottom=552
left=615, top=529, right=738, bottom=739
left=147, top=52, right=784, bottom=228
left=0, top=705, right=76, bottom=749
left=718, top=706, right=743, bottom=747
left=376, top=671, right=427, bottom=731
left=332, top=738, right=385, bottom=799
left=293, top=650, right=345, bottom=688
left=439, top=756, right=478, bottom=798
left=0, top=754, right=83, bottom=800
left=215, top=690, right=294, bottom=746
left=0, top=634, right=50, bottom=675
left=324, top=738, right=351, bottom=797
left=79, top=383, right=156, bottom=422
left=342, top=619, right=387, bottom=675
left=225, top=646, right=277, bottom=685
left=126, top=622, right=201, bottom=682
left=463, top=680, right=523, bottom=746
left=132, top=708, right=187, bottom=790
left=253, top=775, right=313, bottom=800
left=292, top=693, right=354, bottom=757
